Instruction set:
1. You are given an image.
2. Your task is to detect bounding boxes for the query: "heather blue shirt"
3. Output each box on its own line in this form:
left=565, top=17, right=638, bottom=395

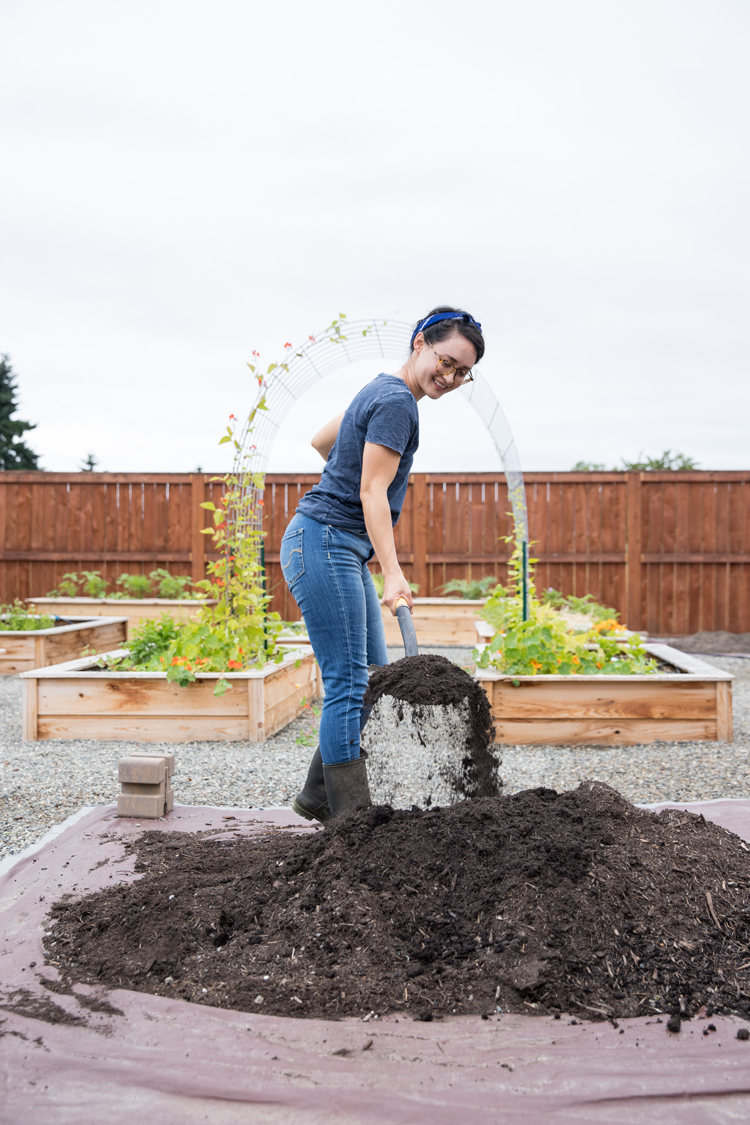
left=298, top=373, right=419, bottom=533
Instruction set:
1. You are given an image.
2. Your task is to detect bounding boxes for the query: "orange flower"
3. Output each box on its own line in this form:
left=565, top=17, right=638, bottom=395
left=571, top=654, right=580, bottom=665
left=530, top=659, right=542, bottom=672
left=227, top=659, right=242, bottom=670
left=284, top=342, right=292, bottom=349
left=594, top=618, right=626, bottom=634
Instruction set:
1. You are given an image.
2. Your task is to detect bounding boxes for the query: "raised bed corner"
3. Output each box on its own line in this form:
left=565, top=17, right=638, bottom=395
left=20, top=647, right=320, bottom=744
left=0, top=616, right=128, bottom=675
left=475, top=644, right=733, bottom=745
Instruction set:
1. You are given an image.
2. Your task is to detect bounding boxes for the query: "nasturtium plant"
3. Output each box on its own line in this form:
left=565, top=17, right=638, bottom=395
left=476, top=536, right=657, bottom=677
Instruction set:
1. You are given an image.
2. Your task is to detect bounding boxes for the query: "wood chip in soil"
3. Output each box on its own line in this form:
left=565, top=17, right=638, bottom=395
left=45, top=782, right=750, bottom=1023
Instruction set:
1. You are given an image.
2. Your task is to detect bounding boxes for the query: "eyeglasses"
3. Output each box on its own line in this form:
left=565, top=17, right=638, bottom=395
left=427, top=343, right=474, bottom=383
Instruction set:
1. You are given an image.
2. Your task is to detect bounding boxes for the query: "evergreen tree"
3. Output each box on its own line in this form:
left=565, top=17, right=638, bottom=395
left=0, top=355, right=40, bottom=470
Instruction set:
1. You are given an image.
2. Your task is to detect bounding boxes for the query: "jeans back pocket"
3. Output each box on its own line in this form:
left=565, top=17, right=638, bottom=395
left=280, top=528, right=305, bottom=586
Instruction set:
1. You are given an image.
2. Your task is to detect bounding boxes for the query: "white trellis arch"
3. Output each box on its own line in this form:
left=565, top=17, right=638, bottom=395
left=234, top=318, right=529, bottom=550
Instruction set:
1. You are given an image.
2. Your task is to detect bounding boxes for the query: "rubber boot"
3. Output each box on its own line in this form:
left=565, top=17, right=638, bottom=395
left=292, top=747, right=331, bottom=825
left=323, top=753, right=372, bottom=819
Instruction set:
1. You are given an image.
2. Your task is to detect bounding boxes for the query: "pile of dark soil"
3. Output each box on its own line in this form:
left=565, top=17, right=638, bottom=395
left=46, top=783, right=750, bottom=1023
left=365, top=654, right=498, bottom=798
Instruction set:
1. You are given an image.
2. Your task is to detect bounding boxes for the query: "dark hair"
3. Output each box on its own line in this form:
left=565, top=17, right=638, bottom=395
left=410, top=306, right=485, bottom=363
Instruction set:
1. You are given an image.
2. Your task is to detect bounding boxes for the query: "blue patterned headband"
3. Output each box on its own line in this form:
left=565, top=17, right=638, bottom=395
left=410, top=311, right=482, bottom=349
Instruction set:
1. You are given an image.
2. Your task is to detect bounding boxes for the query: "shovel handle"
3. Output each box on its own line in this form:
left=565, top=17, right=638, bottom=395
left=394, top=597, right=418, bottom=658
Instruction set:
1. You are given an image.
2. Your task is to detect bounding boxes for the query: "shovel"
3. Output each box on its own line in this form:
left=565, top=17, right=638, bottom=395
left=393, top=595, right=418, bottom=657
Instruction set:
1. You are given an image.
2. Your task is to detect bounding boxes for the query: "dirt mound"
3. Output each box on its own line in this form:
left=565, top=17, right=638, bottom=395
left=46, top=783, right=750, bottom=1023
left=364, top=655, right=498, bottom=798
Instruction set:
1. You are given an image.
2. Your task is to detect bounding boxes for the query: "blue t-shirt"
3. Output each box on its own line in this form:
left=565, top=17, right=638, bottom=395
left=298, top=373, right=419, bottom=533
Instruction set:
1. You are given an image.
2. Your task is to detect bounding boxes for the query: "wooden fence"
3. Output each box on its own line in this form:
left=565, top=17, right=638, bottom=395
left=1, top=471, right=748, bottom=635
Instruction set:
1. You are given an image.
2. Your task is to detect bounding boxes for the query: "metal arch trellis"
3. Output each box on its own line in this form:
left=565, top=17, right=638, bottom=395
left=231, top=318, right=530, bottom=607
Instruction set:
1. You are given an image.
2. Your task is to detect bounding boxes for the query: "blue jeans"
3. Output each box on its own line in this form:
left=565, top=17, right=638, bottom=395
left=280, top=512, right=389, bottom=764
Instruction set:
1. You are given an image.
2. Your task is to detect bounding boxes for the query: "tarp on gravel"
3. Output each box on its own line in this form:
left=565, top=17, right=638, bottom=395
left=3, top=799, right=750, bottom=1124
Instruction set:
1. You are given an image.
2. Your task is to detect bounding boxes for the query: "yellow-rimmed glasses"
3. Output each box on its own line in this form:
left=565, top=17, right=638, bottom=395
left=427, top=343, right=474, bottom=383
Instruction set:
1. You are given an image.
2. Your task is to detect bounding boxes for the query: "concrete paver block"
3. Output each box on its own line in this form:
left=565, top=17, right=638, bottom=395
left=121, top=780, right=166, bottom=798
left=119, top=757, right=166, bottom=784
left=128, top=750, right=175, bottom=777
left=117, top=793, right=165, bottom=819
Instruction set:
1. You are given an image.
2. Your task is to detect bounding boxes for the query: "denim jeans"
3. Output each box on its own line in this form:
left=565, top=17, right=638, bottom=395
left=280, top=511, right=389, bottom=764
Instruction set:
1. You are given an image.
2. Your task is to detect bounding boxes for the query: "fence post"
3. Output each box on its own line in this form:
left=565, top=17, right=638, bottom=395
left=626, top=472, right=642, bottom=630
left=190, top=473, right=206, bottom=584
left=411, top=473, right=428, bottom=595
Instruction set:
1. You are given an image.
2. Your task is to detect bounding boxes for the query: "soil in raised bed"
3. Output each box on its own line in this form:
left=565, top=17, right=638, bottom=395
left=46, top=782, right=750, bottom=1024
left=364, top=654, right=498, bottom=798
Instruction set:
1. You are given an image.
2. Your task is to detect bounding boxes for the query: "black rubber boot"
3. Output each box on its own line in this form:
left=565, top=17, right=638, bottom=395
left=323, top=753, right=372, bottom=819
left=292, top=747, right=331, bottom=824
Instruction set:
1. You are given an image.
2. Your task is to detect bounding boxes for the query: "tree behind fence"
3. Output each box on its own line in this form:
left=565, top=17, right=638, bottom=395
left=0, top=471, right=748, bottom=635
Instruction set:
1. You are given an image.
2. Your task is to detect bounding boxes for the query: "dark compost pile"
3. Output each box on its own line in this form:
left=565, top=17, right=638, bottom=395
left=364, top=654, right=499, bottom=798
left=45, top=782, right=750, bottom=1023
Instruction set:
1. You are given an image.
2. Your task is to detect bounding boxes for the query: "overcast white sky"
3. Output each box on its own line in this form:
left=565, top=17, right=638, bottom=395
left=1, top=0, right=748, bottom=474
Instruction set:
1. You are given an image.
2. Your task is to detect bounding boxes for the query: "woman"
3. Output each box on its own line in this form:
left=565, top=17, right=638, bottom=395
left=280, top=307, right=485, bottom=823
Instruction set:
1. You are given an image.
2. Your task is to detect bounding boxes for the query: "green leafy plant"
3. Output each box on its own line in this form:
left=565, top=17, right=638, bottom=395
left=49, top=572, right=82, bottom=597
left=281, top=619, right=309, bottom=635
left=476, top=536, right=656, bottom=677
left=540, top=588, right=619, bottom=623
left=149, top=569, right=195, bottom=599
left=114, top=613, right=183, bottom=668
left=102, top=409, right=286, bottom=694
left=48, top=568, right=200, bottom=600
left=621, top=450, right=698, bottom=471
left=369, top=571, right=419, bottom=599
left=116, top=573, right=154, bottom=598
left=80, top=571, right=108, bottom=598
left=439, top=576, right=504, bottom=600
left=0, top=600, right=55, bottom=631
left=572, top=451, right=698, bottom=472
left=295, top=696, right=321, bottom=747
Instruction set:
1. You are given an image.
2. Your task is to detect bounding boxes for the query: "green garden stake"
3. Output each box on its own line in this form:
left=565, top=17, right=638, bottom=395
left=522, top=540, right=529, bottom=622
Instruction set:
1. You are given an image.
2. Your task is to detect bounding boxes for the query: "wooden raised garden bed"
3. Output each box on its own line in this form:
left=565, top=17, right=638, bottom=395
left=0, top=616, right=128, bottom=676
left=381, top=598, right=485, bottom=647
left=26, top=597, right=215, bottom=639
left=475, top=644, right=733, bottom=745
left=20, top=646, right=320, bottom=744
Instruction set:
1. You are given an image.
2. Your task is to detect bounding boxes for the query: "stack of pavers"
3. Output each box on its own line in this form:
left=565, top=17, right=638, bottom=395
left=117, top=752, right=175, bottom=818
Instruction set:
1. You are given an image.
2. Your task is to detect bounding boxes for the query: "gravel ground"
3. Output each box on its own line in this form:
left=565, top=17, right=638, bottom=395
left=2, top=648, right=749, bottom=863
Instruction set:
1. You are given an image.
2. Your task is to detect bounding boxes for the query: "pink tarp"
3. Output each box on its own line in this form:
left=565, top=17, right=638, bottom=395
left=2, top=799, right=750, bottom=1123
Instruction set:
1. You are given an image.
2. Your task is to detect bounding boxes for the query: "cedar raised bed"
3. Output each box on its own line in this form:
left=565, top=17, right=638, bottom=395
left=26, top=598, right=215, bottom=639
left=475, top=644, right=733, bottom=745
left=0, top=616, right=128, bottom=675
left=20, top=646, right=320, bottom=744
left=380, top=598, right=485, bottom=647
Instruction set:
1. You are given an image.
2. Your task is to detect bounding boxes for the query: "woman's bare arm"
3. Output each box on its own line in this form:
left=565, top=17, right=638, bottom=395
left=360, top=441, right=413, bottom=613
left=311, top=413, right=345, bottom=462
